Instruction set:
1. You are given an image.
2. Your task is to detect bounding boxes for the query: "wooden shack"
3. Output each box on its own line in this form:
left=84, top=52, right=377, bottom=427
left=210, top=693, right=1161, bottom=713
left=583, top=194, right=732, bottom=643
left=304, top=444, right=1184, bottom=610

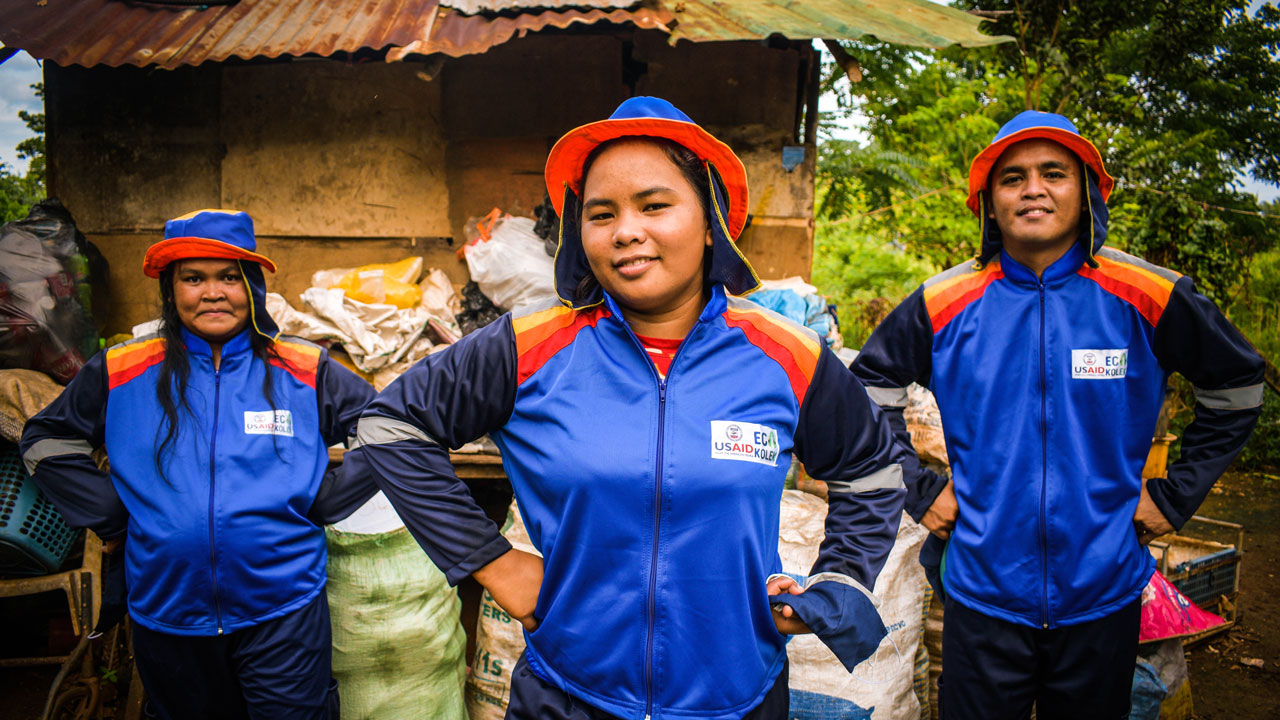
left=1, top=0, right=999, bottom=335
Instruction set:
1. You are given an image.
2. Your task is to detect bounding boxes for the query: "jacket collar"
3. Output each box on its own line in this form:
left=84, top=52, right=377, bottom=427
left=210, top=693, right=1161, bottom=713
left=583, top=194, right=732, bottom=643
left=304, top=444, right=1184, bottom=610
left=600, top=283, right=729, bottom=332
left=181, top=326, right=252, bottom=359
left=999, top=241, right=1088, bottom=287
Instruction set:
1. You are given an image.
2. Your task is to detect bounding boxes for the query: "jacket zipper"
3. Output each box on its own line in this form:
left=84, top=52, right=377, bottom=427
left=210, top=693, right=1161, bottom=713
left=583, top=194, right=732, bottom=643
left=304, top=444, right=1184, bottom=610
left=1037, top=281, right=1049, bottom=630
left=622, top=320, right=687, bottom=720
left=209, top=367, right=225, bottom=634
left=645, top=378, right=667, bottom=720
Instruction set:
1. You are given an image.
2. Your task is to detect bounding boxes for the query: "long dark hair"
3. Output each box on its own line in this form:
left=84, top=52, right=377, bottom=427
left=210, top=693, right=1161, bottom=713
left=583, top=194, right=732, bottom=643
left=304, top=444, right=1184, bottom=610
left=153, top=263, right=283, bottom=480
left=575, top=136, right=714, bottom=303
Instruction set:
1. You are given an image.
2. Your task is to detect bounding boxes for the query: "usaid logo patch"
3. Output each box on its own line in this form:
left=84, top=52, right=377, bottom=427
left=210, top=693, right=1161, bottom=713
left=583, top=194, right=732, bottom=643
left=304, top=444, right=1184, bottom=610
left=244, top=410, right=294, bottom=437
left=711, top=420, right=780, bottom=466
left=1071, top=349, right=1128, bottom=380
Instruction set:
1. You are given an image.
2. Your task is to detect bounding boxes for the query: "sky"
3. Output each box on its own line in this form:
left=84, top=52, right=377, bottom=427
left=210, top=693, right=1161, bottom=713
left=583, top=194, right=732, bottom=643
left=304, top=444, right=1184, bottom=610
left=0, top=50, right=41, bottom=174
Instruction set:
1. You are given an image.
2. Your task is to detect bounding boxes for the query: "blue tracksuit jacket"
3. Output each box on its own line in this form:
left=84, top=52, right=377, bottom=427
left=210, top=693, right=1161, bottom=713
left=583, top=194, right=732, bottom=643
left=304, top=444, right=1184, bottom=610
left=852, top=173, right=1265, bottom=629
left=21, top=328, right=375, bottom=635
left=349, top=286, right=907, bottom=719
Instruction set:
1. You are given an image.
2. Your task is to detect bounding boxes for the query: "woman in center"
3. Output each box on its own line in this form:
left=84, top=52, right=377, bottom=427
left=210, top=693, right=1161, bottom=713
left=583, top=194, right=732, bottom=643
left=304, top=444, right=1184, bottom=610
left=349, top=97, right=908, bottom=719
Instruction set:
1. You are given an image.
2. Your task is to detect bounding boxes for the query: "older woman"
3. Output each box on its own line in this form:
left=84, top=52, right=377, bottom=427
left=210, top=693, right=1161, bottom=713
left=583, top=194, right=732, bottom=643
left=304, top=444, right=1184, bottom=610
left=22, top=209, right=374, bottom=719
left=348, top=97, right=908, bottom=720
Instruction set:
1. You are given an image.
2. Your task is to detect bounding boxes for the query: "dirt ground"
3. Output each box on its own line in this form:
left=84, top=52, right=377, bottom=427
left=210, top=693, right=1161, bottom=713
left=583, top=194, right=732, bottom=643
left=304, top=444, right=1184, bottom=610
left=1184, top=471, right=1280, bottom=719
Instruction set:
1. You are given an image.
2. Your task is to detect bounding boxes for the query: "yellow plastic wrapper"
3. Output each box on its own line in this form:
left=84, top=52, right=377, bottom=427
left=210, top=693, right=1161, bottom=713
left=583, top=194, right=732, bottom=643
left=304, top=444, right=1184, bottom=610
left=330, top=257, right=423, bottom=308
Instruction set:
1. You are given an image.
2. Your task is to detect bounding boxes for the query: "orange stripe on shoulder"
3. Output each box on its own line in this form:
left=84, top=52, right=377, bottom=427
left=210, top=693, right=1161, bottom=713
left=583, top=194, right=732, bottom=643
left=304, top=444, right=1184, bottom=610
left=513, top=304, right=579, bottom=355
left=270, top=340, right=322, bottom=389
left=923, top=261, right=1004, bottom=334
left=722, top=302, right=821, bottom=406
left=1078, top=258, right=1175, bottom=326
left=515, top=306, right=609, bottom=385
left=106, top=338, right=166, bottom=390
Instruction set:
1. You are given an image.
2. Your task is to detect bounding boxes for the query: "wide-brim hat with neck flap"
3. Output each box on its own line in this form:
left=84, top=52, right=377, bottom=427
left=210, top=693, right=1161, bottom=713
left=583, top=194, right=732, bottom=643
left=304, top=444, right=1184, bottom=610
left=966, top=110, right=1114, bottom=216
left=144, top=208, right=280, bottom=339
left=143, top=209, right=277, bottom=279
left=544, top=96, right=759, bottom=308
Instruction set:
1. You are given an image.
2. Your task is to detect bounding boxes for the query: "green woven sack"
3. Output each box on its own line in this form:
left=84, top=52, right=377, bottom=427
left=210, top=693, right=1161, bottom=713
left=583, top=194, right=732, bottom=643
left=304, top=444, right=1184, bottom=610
left=327, top=527, right=466, bottom=720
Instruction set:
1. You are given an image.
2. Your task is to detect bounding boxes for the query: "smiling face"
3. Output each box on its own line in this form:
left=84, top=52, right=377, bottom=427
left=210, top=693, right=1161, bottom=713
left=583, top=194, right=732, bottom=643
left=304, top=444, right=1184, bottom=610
left=580, top=139, right=712, bottom=333
left=988, top=138, right=1085, bottom=260
left=171, top=258, right=251, bottom=346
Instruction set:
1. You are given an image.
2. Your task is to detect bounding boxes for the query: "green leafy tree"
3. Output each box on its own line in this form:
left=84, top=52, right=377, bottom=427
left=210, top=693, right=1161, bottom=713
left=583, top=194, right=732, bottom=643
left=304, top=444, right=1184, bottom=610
left=0, top=81, right=46, bottom=222
left=16, top=82, right=44, bottom=188
left=814, top=1, right=1280, bottom=467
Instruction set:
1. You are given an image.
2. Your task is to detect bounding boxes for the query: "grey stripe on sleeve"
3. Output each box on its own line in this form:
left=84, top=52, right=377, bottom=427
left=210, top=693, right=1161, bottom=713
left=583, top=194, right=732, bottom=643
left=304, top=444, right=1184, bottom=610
left=23, top=437, right=94, bottom=476
left=1194, top=384, right=1264, bottom=410
left=864, top=386, right=909, bottom=408
left=825, top=464, right=905, bottom=494
left=804, top=571, right=881, bottom=608
left=352, top=416, right=439, bottom=450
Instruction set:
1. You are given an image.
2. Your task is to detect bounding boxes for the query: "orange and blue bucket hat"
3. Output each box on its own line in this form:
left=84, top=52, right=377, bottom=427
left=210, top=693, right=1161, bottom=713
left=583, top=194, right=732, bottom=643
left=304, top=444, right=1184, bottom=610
left=967, top=111, right=1115, bottom=266
left=966, top=110, right=1114, bottom=216
left=545, top=96, right=750, bottom=239
left=142, top=209, right=277, bottom=279
left=544, top=97, right=760, bottom=307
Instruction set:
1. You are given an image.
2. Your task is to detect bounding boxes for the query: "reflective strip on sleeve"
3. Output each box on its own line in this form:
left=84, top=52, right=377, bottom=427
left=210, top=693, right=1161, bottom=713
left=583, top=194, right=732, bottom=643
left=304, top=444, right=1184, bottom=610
left=22, top=438, right=94, bottom=476
left=804, top=571, right=881, bottom=608
left=864, top=386, right=908, bottom=408
left=1194, top=384, right=1264, bottom=410
left=825, top=464, right=904, bottom=494
left=353, top=416, right=440, bottom=450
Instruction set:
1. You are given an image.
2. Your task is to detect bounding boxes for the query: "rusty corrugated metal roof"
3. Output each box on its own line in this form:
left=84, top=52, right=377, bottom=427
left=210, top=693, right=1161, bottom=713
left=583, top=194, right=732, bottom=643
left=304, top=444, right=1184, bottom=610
left=0, top=0, right=1005, bottom=69
left=667, top=0, right=1001, bottom=48
left=0, top=0, right=442, bottom=69
left=439, top=0, right=636, bottom=15
left=388, top=5, right=673, bottom=59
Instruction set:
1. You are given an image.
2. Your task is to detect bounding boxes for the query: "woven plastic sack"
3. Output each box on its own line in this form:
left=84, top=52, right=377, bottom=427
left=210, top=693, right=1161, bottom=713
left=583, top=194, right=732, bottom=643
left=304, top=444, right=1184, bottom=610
left=1139, top=570, right=1226, bottom=643
left=780, top=490, right=930, bottom=720
left=461, top=213, right=556, bottom=313
left=326, top=526, right=466, bottom=720
left=466, top=503, right=539, bottom=720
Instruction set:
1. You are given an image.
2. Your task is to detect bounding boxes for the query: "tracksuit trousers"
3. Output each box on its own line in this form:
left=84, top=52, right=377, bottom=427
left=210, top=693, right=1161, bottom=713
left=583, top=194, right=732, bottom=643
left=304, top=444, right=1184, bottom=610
left=132, top=591, right=339, bottom=720
left=939, top=595, right=1142, bottom=720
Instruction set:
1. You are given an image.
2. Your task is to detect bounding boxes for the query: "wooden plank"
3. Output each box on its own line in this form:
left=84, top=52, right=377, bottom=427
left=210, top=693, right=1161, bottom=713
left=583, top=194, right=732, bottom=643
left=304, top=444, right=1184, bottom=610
left=446, top=137, right=552, bottom=244
left=220, top=61, right=451, bottom=238
left=737, top=223, right=813, bottom=282
left=441, top=35, right=624, bottom=139
left=632, top=34, right=799, bottom=131
left=45, top=63, right=223, bottom=234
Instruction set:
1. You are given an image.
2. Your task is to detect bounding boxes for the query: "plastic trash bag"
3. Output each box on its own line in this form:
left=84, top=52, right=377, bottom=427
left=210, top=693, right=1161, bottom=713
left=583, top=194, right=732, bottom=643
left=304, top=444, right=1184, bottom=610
left=0, top=200, right=104, bottom=384
left=461, top=210, right=556, bottom=313
left=324, top=257, right=424, bottom=309
left=457, top=282, right=502, bottom=335
left=1139, top=570, right=1226, bottom=643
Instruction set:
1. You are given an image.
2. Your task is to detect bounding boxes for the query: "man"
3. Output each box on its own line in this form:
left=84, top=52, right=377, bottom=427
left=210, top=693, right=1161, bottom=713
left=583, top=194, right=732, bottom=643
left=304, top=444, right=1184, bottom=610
left=851, top=110, right=1264, bottom=719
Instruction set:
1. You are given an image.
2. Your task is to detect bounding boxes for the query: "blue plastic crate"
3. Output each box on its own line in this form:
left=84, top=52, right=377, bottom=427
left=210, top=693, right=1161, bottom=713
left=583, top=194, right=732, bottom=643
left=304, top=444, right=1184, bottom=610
left=0, top=444, right=78, bottom=575
left=1168, top=547, right=1240, bottom=609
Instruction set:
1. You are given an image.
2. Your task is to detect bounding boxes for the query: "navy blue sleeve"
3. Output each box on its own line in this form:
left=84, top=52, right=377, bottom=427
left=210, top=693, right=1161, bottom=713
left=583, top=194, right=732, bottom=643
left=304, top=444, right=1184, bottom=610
left=795, top=347, right=906, bottom=587
left=342, top=316, right=518, bottom=585
left=773, top=346, right=905, bottom=671
left=307, top=350, right=379, bottom=525
left=1149, top=277, right=1265, bottom=529
left=850, top=287, right=950, bottom=521
left=19, top=352, right=128, bottom=540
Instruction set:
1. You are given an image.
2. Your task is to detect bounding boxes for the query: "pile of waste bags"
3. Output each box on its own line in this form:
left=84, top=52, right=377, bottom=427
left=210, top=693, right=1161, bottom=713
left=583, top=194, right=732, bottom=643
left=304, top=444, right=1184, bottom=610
left=266, top=257, right=461, bottom=390
left=0, top=200, right=105, bottom=384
